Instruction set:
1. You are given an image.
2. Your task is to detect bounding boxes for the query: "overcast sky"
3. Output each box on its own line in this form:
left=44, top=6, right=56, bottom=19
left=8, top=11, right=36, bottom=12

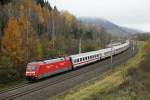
left=49, top=0, right=150, bottom=32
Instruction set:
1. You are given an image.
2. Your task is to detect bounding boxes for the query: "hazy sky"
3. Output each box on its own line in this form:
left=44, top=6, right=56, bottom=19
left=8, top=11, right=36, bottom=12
left=49, top=0, right=150, bottom=32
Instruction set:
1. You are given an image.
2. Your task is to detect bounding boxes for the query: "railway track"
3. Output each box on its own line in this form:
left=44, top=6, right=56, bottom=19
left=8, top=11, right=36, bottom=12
left=0, top=82, right=30, bottom=94
left=1, top=65, right=111, bottom=100
left=0, top=47, right=137, bottom=100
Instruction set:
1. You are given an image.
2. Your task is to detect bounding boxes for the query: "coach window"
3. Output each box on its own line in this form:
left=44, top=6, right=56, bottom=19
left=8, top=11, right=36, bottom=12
left=77, top=59, right=79, bottom=62
left=74, top=60, right=76, bottom=63
left=85, top=57, right=87, bottom=60
left=80, top=58, right=82, bottom=62
left=74, top=59, right=77, bottom=63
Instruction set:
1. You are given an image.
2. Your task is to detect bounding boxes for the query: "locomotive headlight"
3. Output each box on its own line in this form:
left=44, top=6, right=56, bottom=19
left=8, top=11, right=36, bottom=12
left=26, top=71, right=35, bottom=75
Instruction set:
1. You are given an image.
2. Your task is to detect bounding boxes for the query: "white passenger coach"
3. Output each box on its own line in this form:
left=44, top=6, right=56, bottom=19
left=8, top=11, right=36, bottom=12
left=70, top=40, right=130, bottom=68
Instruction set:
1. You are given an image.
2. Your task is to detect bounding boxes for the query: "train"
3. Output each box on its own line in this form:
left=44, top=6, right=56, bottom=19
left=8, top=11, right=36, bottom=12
left=25, top=40, right=130, bottom=81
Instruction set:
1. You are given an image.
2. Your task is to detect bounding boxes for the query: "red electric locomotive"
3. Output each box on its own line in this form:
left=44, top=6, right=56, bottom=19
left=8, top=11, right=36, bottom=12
left=25, top=57, right=72, bottom=81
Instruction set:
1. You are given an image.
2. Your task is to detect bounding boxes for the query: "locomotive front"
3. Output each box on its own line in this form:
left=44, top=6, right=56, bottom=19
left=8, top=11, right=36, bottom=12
left=25, top=63, right=40, bottom=81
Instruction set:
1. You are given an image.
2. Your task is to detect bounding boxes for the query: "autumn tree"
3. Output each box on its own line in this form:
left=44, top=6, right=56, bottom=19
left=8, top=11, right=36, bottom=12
left=144, top=39, right=150, bottom=57
left=19, top=15, right=43, bottom=61
left=0, top=0, right=11, bottom=5
left=139, top=40, right=150, bottom=72
left=1, top=17, right=24, bottom=65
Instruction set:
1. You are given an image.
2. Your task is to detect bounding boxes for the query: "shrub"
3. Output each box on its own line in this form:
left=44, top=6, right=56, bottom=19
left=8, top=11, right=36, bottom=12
left=0, top=69, right=21, bottom=84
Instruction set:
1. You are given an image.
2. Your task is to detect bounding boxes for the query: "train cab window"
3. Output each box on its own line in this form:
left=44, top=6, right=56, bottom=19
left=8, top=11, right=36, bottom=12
left=27, top=66, right=37, bottom=71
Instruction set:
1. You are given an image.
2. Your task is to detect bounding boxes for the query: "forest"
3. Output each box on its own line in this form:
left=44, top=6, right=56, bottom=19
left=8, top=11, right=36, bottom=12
left=0, top=0, right=112, bottom=83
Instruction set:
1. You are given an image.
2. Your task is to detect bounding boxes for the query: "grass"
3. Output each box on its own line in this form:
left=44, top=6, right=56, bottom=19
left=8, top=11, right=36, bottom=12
left=53, top=41, right=148, bottom=100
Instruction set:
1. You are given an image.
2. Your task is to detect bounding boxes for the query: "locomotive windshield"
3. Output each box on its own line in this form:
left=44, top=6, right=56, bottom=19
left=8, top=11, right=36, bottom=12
left=26, top=66, right=37, bottom=71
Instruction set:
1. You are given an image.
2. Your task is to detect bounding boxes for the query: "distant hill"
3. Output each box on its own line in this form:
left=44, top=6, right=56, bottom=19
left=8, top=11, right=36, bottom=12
left=120, top=27, right=143, bottom=34
left=80, top=18, right=143, bottom=36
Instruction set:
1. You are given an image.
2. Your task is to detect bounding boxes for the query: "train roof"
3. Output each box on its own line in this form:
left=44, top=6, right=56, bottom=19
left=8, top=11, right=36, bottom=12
left=28, top=57, right=65, bottom=66
left=70, top=50, right=100, bottom=58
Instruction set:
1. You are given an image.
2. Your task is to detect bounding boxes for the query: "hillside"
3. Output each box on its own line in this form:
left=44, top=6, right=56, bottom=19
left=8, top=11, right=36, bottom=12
left=80, top=18, right=143, bottom=36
